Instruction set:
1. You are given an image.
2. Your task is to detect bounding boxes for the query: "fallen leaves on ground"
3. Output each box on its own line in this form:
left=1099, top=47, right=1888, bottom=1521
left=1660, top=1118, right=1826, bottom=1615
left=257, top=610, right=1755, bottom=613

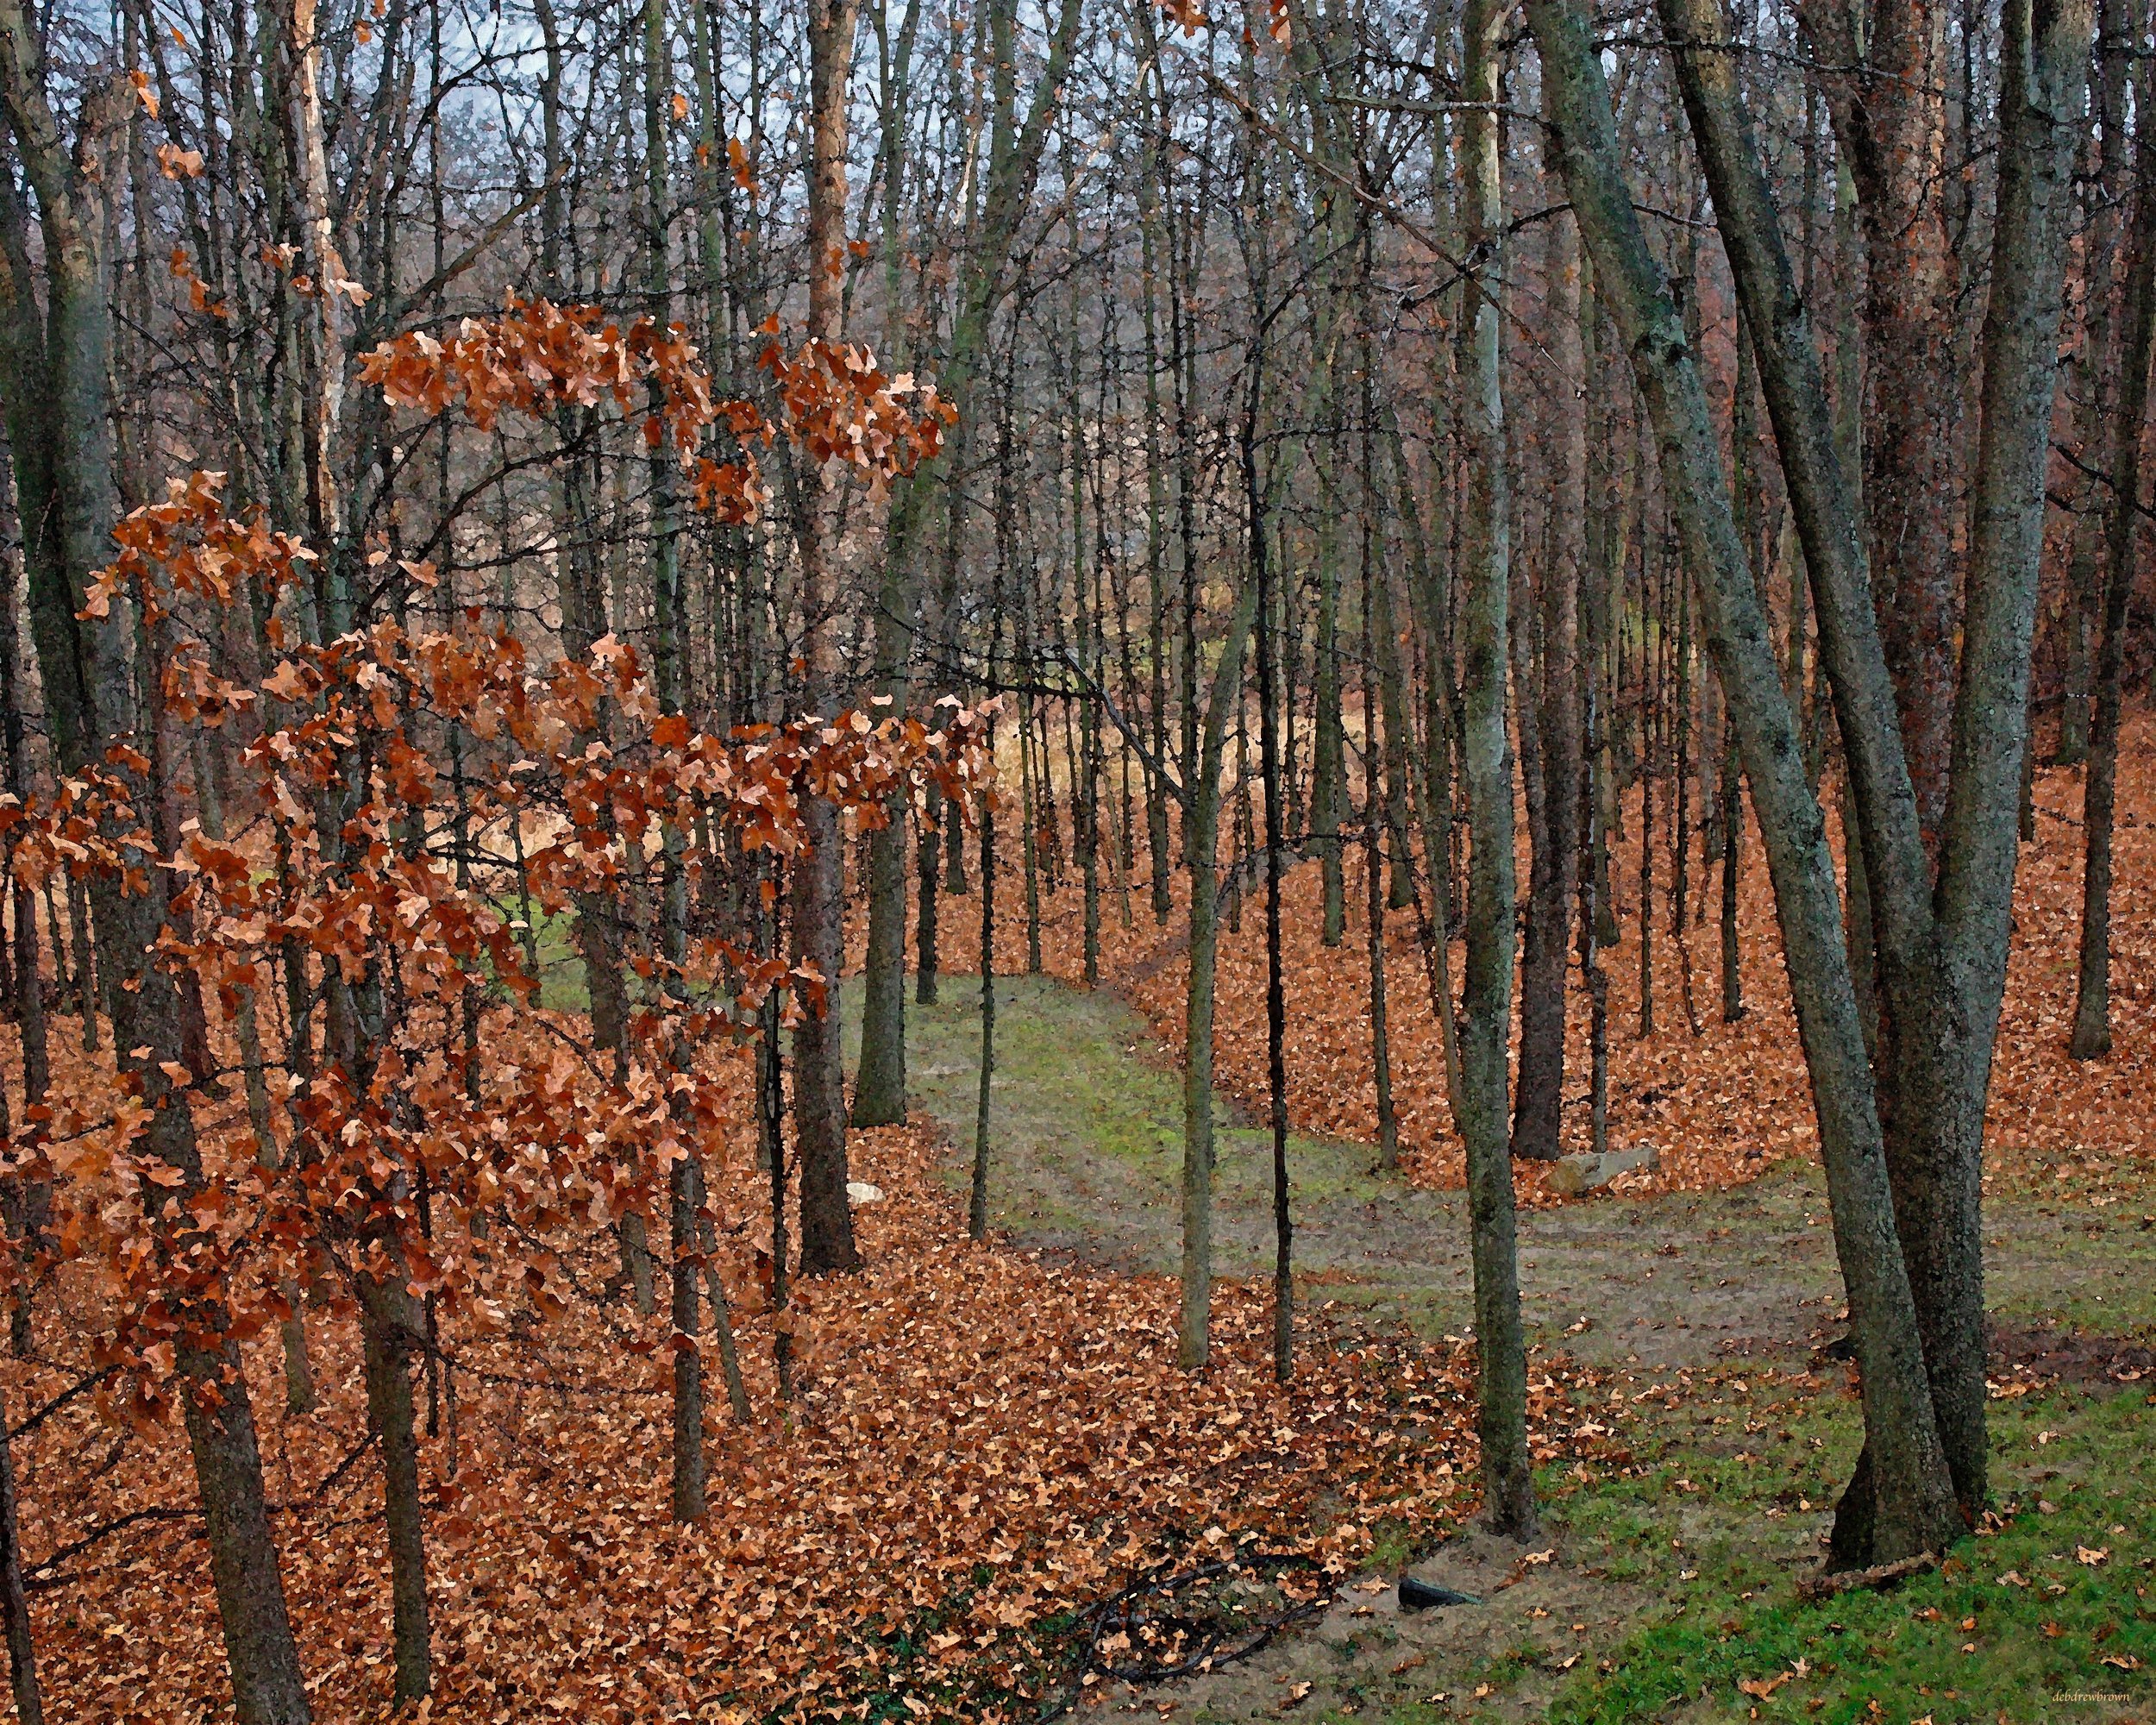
left=918, top=708, right=2156, bottom=1210
left=6, top=1113, right=1614, bottom=1722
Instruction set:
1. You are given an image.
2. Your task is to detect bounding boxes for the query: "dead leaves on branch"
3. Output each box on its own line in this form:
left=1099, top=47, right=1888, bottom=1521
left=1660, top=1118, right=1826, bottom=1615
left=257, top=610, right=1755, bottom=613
left=2, top=461, right=993, bottom=1428
left=360, top=296, right=954, bottom=524
left=756, top=329, right=955, bottom=486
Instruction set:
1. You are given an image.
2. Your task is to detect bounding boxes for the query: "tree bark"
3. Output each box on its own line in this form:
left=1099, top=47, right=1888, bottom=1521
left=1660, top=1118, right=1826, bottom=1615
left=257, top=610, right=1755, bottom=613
left=2053, top=0, right=2134, bottom=766
left=1658, top=0, right=2090, bottom=1542
left=1513, top=214, right=1586, bottom=1162
left=0, top=1385, right=40, bottom=1725
left=358, top=1267, right=430, bottom=1703
left=1455, top=0, right=1535, bottom=1539
left=793, top=0, right=866, bottom=1276
left=0, top=8, right=310, bottom=1708
left=852, top=0, right=1081, bottom=1120
left=1178, top=582, right=1256, bottom=1371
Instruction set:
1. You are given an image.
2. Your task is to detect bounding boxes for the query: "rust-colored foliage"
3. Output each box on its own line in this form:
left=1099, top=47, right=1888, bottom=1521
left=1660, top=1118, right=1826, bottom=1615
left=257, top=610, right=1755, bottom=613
left=3, top=468, right=991, bottom=1433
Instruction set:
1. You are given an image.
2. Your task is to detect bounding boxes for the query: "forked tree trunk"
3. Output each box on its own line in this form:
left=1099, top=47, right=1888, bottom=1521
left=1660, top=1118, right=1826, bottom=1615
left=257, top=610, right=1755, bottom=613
left=1655, top=0, right=2090, bottom=1550
left=1529, top=0, right=1965, bottom=1563
left=851, top=0, right=1081, bottom=1115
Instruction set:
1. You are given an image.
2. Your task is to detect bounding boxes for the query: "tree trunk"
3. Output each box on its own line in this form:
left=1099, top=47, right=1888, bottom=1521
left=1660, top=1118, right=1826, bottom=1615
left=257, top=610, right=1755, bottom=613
left=1178, top=583, right=1256, bottom=1372
left=1455, top=0, right=1535, bottom=1540
left=0, top=1386, right=40, bottom=1725
left=2070, top=28, right=2156, bottom=1060
left=358, top=1268, right=430, bottom=1703
left=852, top=0, right=1080, bottom=1105
left=1247, top=325, right=1295, bottom=1384
left=853, top=816, right=912, bottom=1124
left=792, top=0, right=866, bottom=1276
left=0, top=6, right=311, bottom=1703
left=1513, top=214, right=1586, bottom=1162
left=1530, top=0, right=1965, bottom=1562
left=971, top=759, right=998, bottom=1239
left=1661, top=0, right=2090, bottom=1544
left=2053, top=0, right=2134, bottom=767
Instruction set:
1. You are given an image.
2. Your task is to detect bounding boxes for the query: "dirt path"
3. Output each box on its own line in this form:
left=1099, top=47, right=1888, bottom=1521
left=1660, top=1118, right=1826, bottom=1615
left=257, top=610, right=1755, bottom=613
left=857, top=975, right=1839, bottom=1373
left=851, top=975, right=2154, bottom=1366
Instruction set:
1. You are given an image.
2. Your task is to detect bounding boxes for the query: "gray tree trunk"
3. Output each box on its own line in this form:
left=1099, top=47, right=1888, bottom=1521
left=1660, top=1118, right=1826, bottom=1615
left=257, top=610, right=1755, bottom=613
left=1658, top=0, right=2090, bottom=1545
left=1512, top=214, right=1586, bottom=1164
left=1455, top=0, right=1535, bottom=1540
left=1178, top=582, right=1256, bottom=1371
left=2070, top=28, right=2156, bottom=1059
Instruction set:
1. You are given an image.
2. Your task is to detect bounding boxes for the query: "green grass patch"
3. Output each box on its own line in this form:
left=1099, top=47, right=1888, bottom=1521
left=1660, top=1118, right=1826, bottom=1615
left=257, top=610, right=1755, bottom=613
left=1543, top=1385, right=2154, bottom=1725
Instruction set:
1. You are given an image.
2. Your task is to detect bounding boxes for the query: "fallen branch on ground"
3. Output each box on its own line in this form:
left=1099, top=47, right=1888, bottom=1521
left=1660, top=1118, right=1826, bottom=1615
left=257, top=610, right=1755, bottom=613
left=1796, top=1550, right=1939, bottom=1601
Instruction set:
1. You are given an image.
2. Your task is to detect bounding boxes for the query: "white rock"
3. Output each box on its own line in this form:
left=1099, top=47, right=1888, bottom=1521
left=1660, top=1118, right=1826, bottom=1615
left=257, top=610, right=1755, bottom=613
left=847, top=1181, right=886, bottom=1206
left=1548, top=1145, right=1660, bottom=1197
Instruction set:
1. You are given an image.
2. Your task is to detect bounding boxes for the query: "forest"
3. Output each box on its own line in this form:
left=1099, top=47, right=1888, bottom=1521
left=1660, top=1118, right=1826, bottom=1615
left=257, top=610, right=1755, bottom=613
left=0, top=0, right=2151, bottom=1716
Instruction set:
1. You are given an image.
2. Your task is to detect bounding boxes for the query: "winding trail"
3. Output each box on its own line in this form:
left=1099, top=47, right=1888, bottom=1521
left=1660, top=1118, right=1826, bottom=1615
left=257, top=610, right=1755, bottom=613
left=848, top=974, right=2148, bottom=1376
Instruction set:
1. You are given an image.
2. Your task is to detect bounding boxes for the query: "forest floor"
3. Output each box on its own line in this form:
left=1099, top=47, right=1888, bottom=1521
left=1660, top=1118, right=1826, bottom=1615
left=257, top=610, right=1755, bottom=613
left=917, top=714, right=2156, bottom=1219
left=879, top=975, right=2156, bottom=1725
left=11, top=731, right=2154, bottom=1722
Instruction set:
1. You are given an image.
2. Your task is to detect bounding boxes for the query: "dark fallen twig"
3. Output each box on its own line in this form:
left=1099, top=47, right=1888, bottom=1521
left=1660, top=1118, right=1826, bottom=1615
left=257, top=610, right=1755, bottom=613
left=23, top=1431, right=381, bottom=1590
left=1796, top=1549, right=1939, bottom=1601
left=22, top=1507, right=197, bottom=1586
left=5, top=1365, right=118, bottom=1442
left=1071, top=1549, right=1329, bottom=1689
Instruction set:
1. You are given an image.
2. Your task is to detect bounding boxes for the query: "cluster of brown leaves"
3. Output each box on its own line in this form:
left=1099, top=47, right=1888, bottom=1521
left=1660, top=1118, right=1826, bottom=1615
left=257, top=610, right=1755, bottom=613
left=362, top=295, right=767, bottom=521
left=361, top=299, right=953, bottom=529
left=756, top=333, right=955, bottom=484
left=1, top=464, right=996, bottom=1431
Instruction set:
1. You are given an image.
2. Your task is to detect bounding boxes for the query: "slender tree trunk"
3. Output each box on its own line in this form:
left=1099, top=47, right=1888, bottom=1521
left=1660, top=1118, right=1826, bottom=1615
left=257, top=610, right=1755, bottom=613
left=0, top=484, right=51, bottom=1356
left=854, top=0, right=1078, bottom=1103
left=1456, top=0, right=1535, bottom=1538
left=358, top=1268, right=430, bottom=1702
left=970, top=768, right=997, bottom=1239
left=1178, top=585, right=1256, bottom=1371
left=2071, top=36, right=2156, bottom=1060
left=1248, top=335, right=1294, bottom=1384
left=0, top=7, right=311, bottom=1703
left=1720, top=737, right=1745, bottom=1022
left=1513, top=215, right=1586, bottom=1160
left=793, top=0, right=866, bottom=1276
left=1394, top=401, right=1468, bottom=1138
left=0, top=1385, right=39, bottom=1725
left=2054, top=0, right=2133, bottom=766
